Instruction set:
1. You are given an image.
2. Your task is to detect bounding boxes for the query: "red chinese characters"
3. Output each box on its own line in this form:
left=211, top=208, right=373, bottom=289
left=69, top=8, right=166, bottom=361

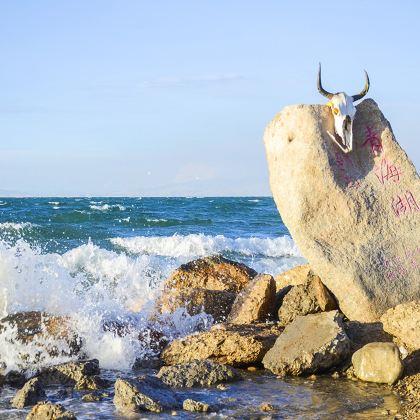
left=361, top=126, right=383, bottom=155
left=375, top=158, right=402, bottom=185
left=391, top=191, right=420, bottom=217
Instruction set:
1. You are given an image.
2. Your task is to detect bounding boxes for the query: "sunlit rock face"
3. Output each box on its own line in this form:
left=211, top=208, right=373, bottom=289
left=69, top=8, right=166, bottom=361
left=264, top=99, right=420, bottom=322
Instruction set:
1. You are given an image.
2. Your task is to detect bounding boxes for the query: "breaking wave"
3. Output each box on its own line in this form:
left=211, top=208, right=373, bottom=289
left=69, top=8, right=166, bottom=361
left=110, top=233, right=301, bottom=259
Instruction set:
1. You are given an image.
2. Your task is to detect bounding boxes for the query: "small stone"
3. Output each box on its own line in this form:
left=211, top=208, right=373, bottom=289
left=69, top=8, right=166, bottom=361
left=81, top=393, right=104, bottom=402
left=26, top=402, right=77, bottom=420
left=11, top=377, right=46, bottom=409
left=331, top=371, right=340, bottom=379
left=40, top=359, right=100, bottom=386
left=216, top=384, right=228, bottom=390
left=352, top=342, right=403, bottom=384
left=308, top=375, right=317, bottom=380
left=183, top=399, right=209, bottom=412
left=260, top=402, right=274, bottom=412
left=247, top=366, right=258, bottom=372
left=171, top=411, right=178, bottom=416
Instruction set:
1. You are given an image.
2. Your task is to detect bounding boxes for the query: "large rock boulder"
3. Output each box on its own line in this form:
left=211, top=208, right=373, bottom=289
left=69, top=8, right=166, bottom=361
left=161, top=323, right=282, bottom=367
left=164, top=255, right=257, bottom=293
left=352, top=342, right=403, bottom=384
left=278, top=275, right=337, bottom=326
left=263, top=311, right=350, bottom=376
left=157, top=359, right=238, bottom=387
left=227, top=274, right=276, bottom=324
left=264, top=99, right=420, bottom=321
left=155, top=288, right=236, bottom=322
left=380, top=301, right=420, bottom=351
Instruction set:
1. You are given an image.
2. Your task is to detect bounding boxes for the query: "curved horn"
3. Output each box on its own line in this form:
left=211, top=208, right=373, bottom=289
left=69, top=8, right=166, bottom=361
left=317, top=63, right=333, bottom=99
left=352, top=70, right=370, bottom=102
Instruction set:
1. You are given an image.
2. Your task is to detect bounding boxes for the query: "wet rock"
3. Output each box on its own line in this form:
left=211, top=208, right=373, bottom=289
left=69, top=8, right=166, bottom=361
left=227, top=274, right=276, bottom=324
left=274, top=264, right=311, bottom=292
left=164, top=255, right=257, bottom=293
left=0, top=311, right=82, bottom=358
left=11, top=377, right=46, bottom=408
left=4, top=370, right=26, bottom=388
left=183, top=399, right=209, bottom=412
left=156, top=288, right=236, bottom=322
left=352, top=342, right=403, bottom=384
left=264, top=99, right=420, bottom=321
left=260, top=402, right=274, bottom=412
left=263, top=311, right=350, bottom=376
left=27, top=402, right=77, bottom=419
left=113, top=376, right=178, bottom=414
left=278, top=276, right=337, bottom=326
left=82, top=392, right=105, bottom=402
left=344, top=321, right=394, bottom=353
left=161, top=323, right=282, bottom=367
left=157, top=359, right=239, bottom=387
left=381, top=301, right=420, bottom=351
left=74, top=375, right=110, bottom=390
left=39, top=359, right=100, bottom=386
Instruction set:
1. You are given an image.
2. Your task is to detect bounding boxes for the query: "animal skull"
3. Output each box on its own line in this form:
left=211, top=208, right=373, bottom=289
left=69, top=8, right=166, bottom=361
left=317, top=64, right=370, bottom=153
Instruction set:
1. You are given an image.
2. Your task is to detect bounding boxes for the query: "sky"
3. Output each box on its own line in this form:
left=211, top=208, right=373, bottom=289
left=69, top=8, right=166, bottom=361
left=0, top=1, right=419, bottom=196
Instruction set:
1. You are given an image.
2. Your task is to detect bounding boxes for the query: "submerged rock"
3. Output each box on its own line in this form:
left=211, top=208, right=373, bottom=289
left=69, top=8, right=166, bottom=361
left=183, top=398, right=209, bottom=412
left=39, top=359, right=100, bottom=386
left=381, top=301, right=420, bottom=351
left=10, top=377, right=46, bottom=409
left=278, top=275, right=337, bottom=326
left=161, top=323, right=282, bottom=367
left=264, top=99, right=420, bottom=321
left=155, top=288, right=236, bottom=322
left=352, top=342, right=403, bottom=384
left=26, top=402, right=77, bottom=420
left=157, top=359, right=238, bottom=387
left=164, top=255, right=257, bottom=293
left=113, top=376, right=178, bottom=413
left=263, top=311, right=350, bottom=376
left=227, top=274, right=276, bottom=324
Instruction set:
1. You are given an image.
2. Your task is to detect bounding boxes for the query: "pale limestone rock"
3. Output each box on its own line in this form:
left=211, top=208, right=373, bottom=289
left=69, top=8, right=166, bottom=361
left=274, top=264, right=311, bottom=292
left=161, top=323, right=282, bottom=367
left=352, top=342, right=403, bottom=384
left=227, top=274, right=276, bottom=324
left=164, top=255, right=256, bottom=293
left=27, top=402, right=77, bottom=420
left=264, top=99, right=420, bottom=321
left=262, top=311, right=350, bottom=376
left=278, top=276, right=337, bottom=326
left=380, top=301, right=420, bottom=351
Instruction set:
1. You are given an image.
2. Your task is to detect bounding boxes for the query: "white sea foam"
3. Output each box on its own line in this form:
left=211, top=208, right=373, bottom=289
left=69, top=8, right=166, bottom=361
left=0, top=222, right=34, bottom=232
left=48, top=201, right=60, bottom=205
left=146, top=218, right=168, bottom=223
left=111, top=233, right=301, bottom=259
left=90, top=204, right=126, bottom=211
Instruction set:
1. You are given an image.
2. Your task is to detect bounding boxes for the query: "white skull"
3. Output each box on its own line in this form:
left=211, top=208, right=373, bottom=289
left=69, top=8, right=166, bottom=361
left=317, top=64, right=370, bottom=153
left=326, top=93, right=356, bottom=153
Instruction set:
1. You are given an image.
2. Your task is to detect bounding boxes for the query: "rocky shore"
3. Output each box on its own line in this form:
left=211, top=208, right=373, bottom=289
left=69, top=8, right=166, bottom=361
left=0, top=256, right=419, bottom=418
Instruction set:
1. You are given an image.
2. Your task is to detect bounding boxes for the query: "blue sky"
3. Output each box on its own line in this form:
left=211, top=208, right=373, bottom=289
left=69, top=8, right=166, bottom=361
left=1, top=1, right=419, bottom=196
